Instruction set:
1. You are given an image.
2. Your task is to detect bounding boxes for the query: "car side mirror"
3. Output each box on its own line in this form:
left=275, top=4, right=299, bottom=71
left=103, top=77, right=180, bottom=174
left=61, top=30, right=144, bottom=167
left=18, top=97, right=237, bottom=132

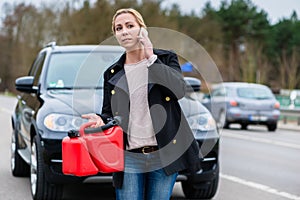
left=184, top=77, right=201, bottom=92
left=15, top=76, right=38, bottom=93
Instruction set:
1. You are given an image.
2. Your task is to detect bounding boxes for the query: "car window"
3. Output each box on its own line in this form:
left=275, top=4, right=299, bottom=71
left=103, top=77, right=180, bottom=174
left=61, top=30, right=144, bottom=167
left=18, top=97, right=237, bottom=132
left=46, top=51, right=122, bottom=88
left=211, top=87, right=226, bottom=97
left=29, top=52, right=46, bottom=86
left=237, top=87, right=273, bottom=99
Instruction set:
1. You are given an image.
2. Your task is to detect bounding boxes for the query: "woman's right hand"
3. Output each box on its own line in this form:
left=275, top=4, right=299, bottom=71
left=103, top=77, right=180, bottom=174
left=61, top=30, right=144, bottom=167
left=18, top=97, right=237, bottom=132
left=137, top=27, right=153, bottom=59
left=81, top=113, right=105, bottom=128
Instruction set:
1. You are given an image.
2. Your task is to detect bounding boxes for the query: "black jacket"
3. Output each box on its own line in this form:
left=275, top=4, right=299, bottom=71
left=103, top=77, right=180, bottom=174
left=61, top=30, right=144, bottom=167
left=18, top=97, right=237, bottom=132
left=100, top=49, right=201, bottom=188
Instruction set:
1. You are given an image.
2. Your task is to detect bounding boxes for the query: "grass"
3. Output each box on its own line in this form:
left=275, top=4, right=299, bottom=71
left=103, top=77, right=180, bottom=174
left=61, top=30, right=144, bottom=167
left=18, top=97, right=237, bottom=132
left=0, top=91, right=16, bottom=97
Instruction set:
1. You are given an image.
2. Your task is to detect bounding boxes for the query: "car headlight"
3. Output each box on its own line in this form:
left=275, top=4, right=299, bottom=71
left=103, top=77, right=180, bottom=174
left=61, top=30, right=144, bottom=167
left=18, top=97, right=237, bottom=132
left=187, top=113, right=217, bottom=132
left=44, top=113, right=88, bottom=132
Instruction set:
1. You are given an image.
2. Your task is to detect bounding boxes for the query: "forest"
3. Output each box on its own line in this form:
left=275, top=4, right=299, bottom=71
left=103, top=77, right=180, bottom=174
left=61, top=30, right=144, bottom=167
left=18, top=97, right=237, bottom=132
left=0, top=0, right=299, bottom=93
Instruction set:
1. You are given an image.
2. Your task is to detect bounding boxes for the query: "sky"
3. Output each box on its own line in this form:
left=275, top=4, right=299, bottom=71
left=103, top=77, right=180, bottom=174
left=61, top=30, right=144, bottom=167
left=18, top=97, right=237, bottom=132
left=0, top=0, right=299, bottom=25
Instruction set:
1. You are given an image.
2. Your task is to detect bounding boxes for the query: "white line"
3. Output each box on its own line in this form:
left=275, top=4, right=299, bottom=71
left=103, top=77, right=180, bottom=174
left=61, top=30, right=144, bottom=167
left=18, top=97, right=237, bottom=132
left=221, top=131, right=300, bottom=150
left=221, top=174, right=300, bottom=200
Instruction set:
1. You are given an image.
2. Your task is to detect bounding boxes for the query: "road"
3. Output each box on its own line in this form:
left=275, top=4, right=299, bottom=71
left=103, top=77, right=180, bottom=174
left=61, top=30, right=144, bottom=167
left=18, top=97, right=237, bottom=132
left=1, top=95, right=300, bottom=200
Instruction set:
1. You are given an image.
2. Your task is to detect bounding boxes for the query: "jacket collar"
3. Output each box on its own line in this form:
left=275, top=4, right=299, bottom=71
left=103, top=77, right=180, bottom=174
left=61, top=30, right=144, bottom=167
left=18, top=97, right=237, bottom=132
left=107, top=49, right=168, bottom=93
left=110, top=48, right=168, bottom=69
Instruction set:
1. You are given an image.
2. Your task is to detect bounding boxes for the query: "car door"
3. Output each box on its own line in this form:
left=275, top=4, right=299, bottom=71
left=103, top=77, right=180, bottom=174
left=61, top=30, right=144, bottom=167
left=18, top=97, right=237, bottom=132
left=18, top=52, right=46, bottom=151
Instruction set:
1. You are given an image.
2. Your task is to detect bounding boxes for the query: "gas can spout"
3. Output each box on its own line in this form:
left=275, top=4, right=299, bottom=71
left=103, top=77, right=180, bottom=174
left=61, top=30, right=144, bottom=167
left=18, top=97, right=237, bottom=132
left=113, top=116, right=122, bottom=125
left=68, top=130, right=80, bottom=138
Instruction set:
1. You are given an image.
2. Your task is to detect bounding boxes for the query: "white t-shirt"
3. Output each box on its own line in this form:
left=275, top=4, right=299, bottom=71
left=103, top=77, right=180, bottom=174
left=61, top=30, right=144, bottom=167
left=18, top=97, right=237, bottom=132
left=124, top=55, right=158, bottom=150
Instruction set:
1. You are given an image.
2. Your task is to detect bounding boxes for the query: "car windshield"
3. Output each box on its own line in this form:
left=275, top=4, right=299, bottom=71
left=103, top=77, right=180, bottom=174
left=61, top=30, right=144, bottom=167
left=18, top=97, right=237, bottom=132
left=46, top=51, right=122, bottom=89
left=237, top=87, right=273, bottom=99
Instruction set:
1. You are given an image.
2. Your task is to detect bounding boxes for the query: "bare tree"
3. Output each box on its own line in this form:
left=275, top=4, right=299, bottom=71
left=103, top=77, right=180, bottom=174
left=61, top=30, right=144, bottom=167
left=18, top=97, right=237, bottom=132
left=278, top=48, right=299, bottom=90
left=287, top=47, right=300, bottom=89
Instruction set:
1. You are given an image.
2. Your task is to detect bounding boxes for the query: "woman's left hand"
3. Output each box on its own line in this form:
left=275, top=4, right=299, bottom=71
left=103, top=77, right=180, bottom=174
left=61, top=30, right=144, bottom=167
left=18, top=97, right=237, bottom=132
left=81, top=113, right=105, bottom=128
left=138, top=28, right=154, bottom=59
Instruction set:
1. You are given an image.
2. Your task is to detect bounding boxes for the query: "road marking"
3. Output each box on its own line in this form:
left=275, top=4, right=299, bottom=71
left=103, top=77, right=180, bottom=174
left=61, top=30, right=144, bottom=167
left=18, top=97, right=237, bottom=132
left=221, top=131, right=300, bottom=150
left=221, top=173, right=300, bottom=200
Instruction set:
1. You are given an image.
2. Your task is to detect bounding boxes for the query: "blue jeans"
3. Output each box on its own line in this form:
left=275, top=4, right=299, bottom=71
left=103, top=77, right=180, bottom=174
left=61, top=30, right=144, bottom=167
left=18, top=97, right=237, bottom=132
left=115, top=152, right=178, bottom=200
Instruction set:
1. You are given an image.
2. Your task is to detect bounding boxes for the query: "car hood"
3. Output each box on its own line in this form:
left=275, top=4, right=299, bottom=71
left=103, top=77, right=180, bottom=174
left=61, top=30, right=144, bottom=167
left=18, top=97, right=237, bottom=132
left=43, top=90, right=207, bottom=117
left=42, top=89, right=103, bottom=115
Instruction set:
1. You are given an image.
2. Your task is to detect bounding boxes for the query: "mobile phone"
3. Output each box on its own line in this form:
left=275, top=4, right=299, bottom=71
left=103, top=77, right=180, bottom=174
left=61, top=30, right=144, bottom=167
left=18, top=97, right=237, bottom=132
left=139, top=27, right=148, bottom=37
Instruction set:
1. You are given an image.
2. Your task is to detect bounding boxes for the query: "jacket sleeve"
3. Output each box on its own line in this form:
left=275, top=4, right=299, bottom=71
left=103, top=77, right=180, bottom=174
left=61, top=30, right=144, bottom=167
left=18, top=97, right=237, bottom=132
left=148, top=51, right=186, bottom=100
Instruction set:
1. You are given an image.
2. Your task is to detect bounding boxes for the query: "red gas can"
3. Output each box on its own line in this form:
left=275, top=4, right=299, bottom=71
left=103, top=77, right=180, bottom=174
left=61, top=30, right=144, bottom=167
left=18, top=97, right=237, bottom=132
left=81, top=123, right=124, bottom=173
left=62, top=136, right=98, bottom=176
left=62, top=121, right=124, bottom=176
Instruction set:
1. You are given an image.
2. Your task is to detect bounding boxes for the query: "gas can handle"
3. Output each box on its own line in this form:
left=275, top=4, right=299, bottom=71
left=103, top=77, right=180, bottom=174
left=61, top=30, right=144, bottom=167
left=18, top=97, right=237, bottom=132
left=83, top=119, right=118, bottom=134
left=79, top=121, right=97, bottom=135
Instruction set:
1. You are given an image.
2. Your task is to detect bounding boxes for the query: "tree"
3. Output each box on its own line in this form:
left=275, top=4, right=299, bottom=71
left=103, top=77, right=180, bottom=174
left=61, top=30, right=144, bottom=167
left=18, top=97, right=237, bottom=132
left=0, top=0, right=299, bottom=93
left=266, top=15, right=300, bottom=89
left=216, top=0, right=270, bottom=82
left=0, top=3, right=37, bottom=92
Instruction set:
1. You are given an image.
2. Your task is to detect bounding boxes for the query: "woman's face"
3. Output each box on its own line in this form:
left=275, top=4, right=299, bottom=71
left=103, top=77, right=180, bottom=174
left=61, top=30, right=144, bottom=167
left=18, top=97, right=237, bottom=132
left=114, top=13, right=141, bottom=50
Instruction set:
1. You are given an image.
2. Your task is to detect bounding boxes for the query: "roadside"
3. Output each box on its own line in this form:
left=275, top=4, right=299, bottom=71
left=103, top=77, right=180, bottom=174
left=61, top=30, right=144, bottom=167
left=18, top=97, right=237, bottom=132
left=278, top=119, right=300, bottom=132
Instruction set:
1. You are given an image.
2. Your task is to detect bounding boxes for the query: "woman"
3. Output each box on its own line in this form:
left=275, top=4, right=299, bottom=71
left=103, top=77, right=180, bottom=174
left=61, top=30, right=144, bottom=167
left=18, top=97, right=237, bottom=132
left=82, top=8, right=201, bottom=200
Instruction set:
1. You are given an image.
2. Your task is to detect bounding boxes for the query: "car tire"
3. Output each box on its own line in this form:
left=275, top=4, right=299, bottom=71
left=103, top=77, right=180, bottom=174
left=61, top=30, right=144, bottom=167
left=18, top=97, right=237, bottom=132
left=30, top=135, right=63, bottom=200
left=182, top=173, right=219, bottom=199
left=267, top=123, right=277, bottom=132
left=11, top=129, right=30, bottom=177
left=241, top=123, right=248, bottom=130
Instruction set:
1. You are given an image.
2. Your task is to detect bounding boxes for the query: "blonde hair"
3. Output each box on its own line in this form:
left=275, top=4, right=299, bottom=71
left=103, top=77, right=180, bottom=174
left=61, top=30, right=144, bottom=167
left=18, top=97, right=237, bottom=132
left=112, top=8, right=147, bottom=34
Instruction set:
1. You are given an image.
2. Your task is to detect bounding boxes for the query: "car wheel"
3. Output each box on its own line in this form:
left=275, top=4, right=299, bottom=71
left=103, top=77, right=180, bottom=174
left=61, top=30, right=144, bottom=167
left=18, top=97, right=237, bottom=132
left=11, top=129, right=30, bottom=177
left=241, top=123, right=248, bottom=130
left=218, top=110, right=229, bottom=129
left=30, top=135, right=63, bottom=200
left=267, top=123, right=277, bottom=132
left=182, top=173, right=219, bottom=199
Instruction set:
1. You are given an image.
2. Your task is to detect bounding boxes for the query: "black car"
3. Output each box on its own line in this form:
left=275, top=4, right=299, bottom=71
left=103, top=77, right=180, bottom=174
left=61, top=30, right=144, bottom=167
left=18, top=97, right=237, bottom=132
left=11, top=42, right=219, bottom=200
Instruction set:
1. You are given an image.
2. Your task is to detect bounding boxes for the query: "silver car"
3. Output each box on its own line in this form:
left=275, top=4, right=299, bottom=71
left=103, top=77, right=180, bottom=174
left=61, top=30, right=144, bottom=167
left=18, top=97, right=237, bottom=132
left=202, top=82, right=280, bottom=131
